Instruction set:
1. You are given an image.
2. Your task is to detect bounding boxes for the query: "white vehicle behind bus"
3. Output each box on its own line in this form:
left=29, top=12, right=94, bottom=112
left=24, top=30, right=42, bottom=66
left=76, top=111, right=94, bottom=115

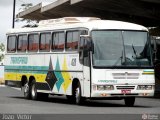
left=5, top=17, right=155, bottom=106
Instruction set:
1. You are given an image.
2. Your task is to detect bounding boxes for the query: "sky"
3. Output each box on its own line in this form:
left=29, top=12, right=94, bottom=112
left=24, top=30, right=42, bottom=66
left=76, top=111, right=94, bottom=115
left=0, top=0, right=54, bottom=44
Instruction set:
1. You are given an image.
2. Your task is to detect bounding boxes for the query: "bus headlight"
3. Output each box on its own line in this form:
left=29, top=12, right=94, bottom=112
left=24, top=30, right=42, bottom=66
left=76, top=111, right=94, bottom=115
left=137, top=85, right=153, bottom=90
left=97, top=85, right=114, bottom=90
left=104, top=85, right=114, bottom=90
left=97, top=85, right=104, bottom=90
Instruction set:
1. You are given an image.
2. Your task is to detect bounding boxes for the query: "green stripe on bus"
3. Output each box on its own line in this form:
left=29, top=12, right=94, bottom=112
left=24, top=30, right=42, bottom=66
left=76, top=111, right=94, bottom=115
left=5, top=66, right=49, bottom=71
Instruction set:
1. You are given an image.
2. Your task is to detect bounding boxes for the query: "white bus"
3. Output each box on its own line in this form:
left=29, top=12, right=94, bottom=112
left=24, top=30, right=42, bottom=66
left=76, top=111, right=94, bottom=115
left=5, top=17, right=155, bottom=106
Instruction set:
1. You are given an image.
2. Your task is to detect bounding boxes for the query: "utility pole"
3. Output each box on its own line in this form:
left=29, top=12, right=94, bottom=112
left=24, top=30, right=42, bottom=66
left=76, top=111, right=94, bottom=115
left=12, top=0, right=16, bottom=28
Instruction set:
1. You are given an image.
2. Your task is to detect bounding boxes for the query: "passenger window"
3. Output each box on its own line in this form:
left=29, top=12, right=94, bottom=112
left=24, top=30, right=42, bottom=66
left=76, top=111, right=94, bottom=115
left=79, top=37, right=84, bottom=50
left=52, top=32, right=65, bottom=51
left=66, top=32, right=72, bottom=50
left=84, top=38, right=88, bottom=50
left=28, top=34, right=39, bottom=52
left=40, top=33, right=51, bottom=52
left=66, top=31, right=79, bottom=50
left=17, top=35, right=27, bottom=52
left=79, top=36, right=89, bottom=51
left=80, top=30, right=88, bottom=35
left=7, top=35, right=16, bottom=52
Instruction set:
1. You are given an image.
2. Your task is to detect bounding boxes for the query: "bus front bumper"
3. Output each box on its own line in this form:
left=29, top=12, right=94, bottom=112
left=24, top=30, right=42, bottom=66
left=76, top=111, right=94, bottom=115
left=91, top=90, right=154, bottom=98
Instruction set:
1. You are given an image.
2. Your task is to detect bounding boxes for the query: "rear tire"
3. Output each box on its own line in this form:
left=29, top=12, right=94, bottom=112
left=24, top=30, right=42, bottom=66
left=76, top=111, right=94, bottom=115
left=31, top=80, right=49, bottom=100
left=124, top=97, right=135, bottom=107
left=22, top=82, right=31, bottom=99
left=31, top=80, right=37, bottom=100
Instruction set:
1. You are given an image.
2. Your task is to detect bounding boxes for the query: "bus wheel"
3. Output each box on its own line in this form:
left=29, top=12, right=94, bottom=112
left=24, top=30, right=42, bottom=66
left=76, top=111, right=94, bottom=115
left=31, top=81, right=38, bottom=100
left=23, top=82, right=31, bottom=99
left=73, top=82, right=85, bottom=105
left=31, top=81, right=49, bottom=100
left=124, top=97, right=135, bottom=107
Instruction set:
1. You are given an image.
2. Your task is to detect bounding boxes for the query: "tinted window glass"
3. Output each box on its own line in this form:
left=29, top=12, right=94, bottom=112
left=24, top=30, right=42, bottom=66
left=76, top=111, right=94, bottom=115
left=81, top=30, right=88, bottom=35
left=28, top=34, right=39, bottom=52
left=7, top=36, right=16, bottom=52
left=17, top=35, right=27, bottom=52
left=92, top=31, right=123, bottom=66
left=66, top=32, right=72, bottom=50
left=52, top=32, right=65, bottom=51
left=66, top=31, right=79, bottom=50
left=79, top=37, right=84, bottom=50
left=92, top=30, right=151, bottom=67
left=58, top=32, right=65, bottom=50
left=40, top=33, right=51, bottom=51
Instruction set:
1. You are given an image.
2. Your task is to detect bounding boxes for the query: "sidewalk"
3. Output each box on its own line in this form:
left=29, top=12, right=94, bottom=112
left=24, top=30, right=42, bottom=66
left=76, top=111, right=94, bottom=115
left=0, top=65, right=4, bottom=85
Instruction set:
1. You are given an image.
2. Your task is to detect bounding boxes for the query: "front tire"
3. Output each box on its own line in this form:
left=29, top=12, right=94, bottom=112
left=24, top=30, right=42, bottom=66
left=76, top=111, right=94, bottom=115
left=124, top=97, right=135, bottom=107
left=73, top=82, right=85, bottom=105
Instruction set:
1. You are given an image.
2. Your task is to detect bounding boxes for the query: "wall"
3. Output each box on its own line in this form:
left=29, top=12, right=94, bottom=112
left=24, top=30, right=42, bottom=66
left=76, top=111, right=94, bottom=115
left=0, top=66, right=4, bottom=84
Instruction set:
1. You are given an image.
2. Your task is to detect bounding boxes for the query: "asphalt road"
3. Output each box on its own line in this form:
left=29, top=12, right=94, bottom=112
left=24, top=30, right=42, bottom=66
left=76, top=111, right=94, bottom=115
left=0, top=85, right=160, bottom=115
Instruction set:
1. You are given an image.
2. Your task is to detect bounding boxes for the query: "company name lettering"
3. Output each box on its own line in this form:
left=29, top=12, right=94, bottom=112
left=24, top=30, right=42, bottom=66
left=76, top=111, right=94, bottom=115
left=98, top=80, right=117, bottom=83
left=10, top=57, right=28, bottom=64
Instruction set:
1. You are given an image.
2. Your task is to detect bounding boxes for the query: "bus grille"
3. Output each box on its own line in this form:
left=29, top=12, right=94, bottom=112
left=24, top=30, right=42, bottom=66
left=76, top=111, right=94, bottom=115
left=116, top=86, right=135, bottom=90
left=112, top=73, right=139, bottom=79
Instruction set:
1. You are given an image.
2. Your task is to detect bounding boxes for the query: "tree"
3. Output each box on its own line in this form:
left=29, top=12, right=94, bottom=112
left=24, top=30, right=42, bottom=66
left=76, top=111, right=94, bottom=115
left=0, top=43, right=5, bottom=62
left=15, top=3, right=38, bottom=27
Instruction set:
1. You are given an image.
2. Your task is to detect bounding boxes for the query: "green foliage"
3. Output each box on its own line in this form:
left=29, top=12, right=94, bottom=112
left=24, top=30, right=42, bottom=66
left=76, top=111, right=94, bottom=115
left=0, top=43, right=5, bottom=52
left=21, top=3, right=33, bottom=8
left=0, top=54, right=4, bottom=62
left=15, top=3, right=38, bottom=26
left=0, top=43, right=5, bottom=62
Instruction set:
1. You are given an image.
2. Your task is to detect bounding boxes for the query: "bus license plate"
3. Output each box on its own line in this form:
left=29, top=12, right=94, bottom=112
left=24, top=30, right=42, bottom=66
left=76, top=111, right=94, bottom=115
left=121, top=90, right=131, bottom=94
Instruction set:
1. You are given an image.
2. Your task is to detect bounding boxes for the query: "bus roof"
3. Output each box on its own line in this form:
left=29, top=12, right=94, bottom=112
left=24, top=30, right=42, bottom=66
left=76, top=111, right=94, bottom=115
left=7, top=17, right=148, bottom=34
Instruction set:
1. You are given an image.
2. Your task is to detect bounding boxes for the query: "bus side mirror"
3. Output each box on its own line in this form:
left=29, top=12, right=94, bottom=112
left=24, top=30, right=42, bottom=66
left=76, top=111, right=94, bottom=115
left=83, top=35, right=92, bottom=51
left=84, top=39, right=92, bottom=52
left=83, top=40, right=92, bottom=57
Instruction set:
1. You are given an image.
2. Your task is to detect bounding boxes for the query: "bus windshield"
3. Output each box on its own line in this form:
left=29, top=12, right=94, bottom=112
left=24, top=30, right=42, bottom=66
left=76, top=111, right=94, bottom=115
left=92, top=30, right=152, bottom=68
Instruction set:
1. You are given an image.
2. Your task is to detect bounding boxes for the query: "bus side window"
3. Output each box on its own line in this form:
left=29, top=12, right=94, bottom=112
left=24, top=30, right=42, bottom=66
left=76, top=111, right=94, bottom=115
left=84, top=37, right=88, bottom=50
left=72, top=31, right=79, bottom=50
left=66, top=31, right=79, bottom=51
left=79, top=37, right=84, bottom=64
left=17, top=34, right=27, bottom=52
left=28, top=34, right=39, bottom=52
left=40, top=33, right=51, bottom=52
left=52, top=32, right=59, bottom=50
left=80, top=30, right=88, bottom=35
left=52, top=32, right=65, bottom=51
left=66, top=32, right=72, bottom=50
left=78, top=30, right=88, bottom=52
left=58, top=32, right=65, bottom=50
left=7, top=35, right=16, bottom=53
left=79, top=37, right=84, bottom=50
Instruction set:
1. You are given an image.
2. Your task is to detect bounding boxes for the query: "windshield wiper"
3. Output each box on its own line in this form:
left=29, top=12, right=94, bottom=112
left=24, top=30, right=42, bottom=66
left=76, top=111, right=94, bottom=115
left=132, top=44, right=137, bottom=58
left=132, top=44, right=143, bottom=59
left=112, top=50, right=125, bottom=67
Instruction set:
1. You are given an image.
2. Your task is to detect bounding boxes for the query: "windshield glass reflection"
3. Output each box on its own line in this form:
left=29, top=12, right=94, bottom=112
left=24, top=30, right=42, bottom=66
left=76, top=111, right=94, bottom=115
left=92, top=30, right=152, bottom=67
